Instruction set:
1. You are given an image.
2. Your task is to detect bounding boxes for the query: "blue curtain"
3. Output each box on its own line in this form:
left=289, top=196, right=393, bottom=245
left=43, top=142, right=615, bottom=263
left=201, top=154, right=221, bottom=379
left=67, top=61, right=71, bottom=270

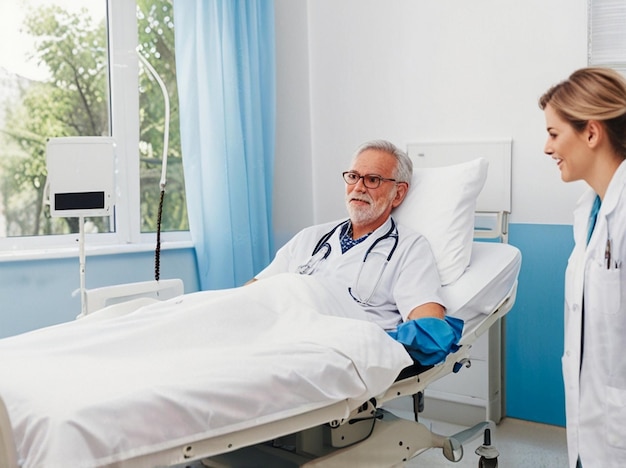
left=173, top=0, right=276, bottom=290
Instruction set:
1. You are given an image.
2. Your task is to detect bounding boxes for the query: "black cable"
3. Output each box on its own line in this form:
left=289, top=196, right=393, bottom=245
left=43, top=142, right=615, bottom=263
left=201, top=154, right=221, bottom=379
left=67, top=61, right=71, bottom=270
left=155, top=189, right=165, bottom=281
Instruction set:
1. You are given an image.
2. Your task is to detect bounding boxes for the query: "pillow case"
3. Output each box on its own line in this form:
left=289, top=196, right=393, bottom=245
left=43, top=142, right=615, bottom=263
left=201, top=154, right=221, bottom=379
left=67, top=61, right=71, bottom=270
left=393, top=158, right=488, bottom=285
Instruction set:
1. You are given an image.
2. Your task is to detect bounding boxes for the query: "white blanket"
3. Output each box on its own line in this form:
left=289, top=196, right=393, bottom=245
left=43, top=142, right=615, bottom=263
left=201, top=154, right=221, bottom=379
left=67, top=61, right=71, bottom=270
left=0, top=274, right=412, bottom=468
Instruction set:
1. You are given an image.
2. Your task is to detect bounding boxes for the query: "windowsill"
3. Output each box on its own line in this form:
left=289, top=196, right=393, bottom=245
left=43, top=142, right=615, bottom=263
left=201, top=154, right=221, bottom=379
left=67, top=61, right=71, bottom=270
left=0, top=239, right=195, bottom=263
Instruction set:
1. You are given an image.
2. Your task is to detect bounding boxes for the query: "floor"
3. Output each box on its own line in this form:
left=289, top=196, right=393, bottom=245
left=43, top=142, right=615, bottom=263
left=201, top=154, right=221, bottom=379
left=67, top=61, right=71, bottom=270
left=180, top=415, right=569, bottom=467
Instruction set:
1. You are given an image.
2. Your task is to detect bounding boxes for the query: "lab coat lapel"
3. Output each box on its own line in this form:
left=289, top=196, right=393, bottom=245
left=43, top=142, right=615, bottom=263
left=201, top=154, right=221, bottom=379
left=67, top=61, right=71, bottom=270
left=582, top=159, right=626, bottom=273
left=598, top=159, right=626, bottom=219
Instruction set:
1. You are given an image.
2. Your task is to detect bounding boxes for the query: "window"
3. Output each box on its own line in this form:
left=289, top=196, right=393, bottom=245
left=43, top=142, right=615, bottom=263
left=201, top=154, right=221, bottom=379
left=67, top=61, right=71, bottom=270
left=588, top=0, right=626, bottom=74
left=137, top=0, right=188, bottom=234
left=0, top=0, right=188, bottom=254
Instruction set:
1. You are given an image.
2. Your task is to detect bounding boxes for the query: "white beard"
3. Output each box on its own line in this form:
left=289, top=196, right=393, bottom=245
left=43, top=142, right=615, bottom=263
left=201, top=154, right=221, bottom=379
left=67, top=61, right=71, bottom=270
left=345, top=189, right=395, bottom=226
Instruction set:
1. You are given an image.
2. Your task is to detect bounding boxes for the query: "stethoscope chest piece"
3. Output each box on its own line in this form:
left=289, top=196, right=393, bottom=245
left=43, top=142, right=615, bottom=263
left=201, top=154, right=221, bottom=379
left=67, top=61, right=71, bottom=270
left=296, top=243, right=331, bottom=275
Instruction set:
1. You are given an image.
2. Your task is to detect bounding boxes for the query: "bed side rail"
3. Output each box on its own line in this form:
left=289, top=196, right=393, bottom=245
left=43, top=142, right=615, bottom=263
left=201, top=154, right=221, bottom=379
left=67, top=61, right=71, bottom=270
left=82, top=278, right=184, bottom=317
left=457, top=280, right=518, bottom=347
left=474, top=210, right=510, bottom=243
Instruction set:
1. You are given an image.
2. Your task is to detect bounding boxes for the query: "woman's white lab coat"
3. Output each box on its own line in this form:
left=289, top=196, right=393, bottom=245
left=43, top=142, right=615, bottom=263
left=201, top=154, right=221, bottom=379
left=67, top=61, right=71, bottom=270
left=563, top=159, right=626, bottom=468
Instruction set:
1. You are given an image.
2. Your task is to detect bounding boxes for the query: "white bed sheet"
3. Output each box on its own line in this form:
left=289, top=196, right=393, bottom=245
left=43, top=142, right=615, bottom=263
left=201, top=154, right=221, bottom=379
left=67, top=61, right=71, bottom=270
left=441, top=242, right=521, bottom=332
left=0, top=274, right=412, bottom=468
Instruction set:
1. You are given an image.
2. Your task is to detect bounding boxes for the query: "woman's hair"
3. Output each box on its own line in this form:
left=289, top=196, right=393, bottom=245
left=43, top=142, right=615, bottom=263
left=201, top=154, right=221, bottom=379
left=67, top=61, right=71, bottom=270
left=539, top=67, right=626, bottom=158
left=353, top=139, right=413, bottom=184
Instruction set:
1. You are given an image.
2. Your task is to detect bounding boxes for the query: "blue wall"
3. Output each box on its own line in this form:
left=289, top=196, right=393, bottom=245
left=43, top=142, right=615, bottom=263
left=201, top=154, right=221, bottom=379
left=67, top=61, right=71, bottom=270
left=506, top=223, right=573, bottom=427
left=0, top=248, right=200, bottom=339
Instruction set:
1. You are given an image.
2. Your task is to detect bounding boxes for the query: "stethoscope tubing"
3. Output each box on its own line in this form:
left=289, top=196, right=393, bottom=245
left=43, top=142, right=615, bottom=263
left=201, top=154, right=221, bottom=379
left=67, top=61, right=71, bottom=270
left=299, top=219, right=399, bottom=306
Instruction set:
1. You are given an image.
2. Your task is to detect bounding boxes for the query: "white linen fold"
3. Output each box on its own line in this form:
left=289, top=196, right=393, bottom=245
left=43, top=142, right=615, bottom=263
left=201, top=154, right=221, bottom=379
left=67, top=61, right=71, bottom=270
left=0, top=273, right=412, bottom=468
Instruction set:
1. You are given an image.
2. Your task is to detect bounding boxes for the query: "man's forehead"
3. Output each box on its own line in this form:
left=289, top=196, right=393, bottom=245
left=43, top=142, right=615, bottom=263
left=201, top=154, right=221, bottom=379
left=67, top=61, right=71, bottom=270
left=351, top=149, right=396, bottom=172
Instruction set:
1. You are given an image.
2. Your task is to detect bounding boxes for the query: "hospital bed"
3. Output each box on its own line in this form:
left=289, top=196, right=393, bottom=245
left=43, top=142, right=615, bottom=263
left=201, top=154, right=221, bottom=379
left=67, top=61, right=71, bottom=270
left=0, top=151, right=520, bottom=467
left=0, top=241, right=519, bottom=468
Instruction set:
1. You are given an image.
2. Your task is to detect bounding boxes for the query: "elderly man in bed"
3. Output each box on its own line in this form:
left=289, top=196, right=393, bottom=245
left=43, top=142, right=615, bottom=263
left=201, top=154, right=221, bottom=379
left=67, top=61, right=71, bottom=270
left=249, top=139, right=463, bottom=366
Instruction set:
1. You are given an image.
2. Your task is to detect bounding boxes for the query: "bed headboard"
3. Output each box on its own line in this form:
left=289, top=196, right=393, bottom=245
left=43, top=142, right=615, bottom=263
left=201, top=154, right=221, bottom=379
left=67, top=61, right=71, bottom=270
left=407, top=139, right=512, bottom=243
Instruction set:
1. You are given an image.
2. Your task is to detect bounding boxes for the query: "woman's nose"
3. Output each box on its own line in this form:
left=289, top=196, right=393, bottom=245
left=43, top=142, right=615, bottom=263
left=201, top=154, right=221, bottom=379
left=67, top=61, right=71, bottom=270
left=544, top=140, right=553, bottom=156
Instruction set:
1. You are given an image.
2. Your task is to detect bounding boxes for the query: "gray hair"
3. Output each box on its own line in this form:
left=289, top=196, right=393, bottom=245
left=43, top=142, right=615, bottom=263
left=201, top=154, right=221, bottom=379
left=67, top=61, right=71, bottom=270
left=352, top=139, right=413, bottom=183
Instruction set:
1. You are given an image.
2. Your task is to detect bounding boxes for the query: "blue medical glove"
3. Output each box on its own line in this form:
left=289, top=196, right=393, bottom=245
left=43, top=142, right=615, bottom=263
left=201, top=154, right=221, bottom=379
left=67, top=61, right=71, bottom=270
left=387, top=316, right=464, bottom=366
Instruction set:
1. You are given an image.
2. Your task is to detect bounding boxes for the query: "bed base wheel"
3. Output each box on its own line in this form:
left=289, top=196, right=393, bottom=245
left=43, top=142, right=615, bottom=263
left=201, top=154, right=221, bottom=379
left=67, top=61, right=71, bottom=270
left=475, top=428, right=499, bottom=467
left=439, top=420, right=495, bottom=463
left=479, top=457, right=498, bottom=468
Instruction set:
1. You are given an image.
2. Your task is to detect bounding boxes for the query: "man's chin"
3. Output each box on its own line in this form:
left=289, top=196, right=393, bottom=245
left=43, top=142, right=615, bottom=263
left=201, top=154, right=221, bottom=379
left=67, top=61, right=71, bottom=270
left=347, top=209, right=374, bottom=225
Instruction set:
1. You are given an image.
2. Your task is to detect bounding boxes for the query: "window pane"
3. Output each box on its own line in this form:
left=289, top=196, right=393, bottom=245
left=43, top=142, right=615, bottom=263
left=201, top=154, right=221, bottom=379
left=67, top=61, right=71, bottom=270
left=0, top=1, right=111, bottom=237
left=137, top=0, right=188, bottom=233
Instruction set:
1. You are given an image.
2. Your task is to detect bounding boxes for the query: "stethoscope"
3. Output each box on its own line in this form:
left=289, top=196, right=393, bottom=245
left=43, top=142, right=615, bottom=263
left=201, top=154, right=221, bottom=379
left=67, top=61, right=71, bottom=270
left=296, top=219, right=399, bottom=306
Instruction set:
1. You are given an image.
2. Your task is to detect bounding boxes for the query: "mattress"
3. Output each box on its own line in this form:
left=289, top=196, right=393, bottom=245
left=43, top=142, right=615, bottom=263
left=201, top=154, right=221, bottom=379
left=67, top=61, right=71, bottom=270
left=441, top=242, right=521, bottom=332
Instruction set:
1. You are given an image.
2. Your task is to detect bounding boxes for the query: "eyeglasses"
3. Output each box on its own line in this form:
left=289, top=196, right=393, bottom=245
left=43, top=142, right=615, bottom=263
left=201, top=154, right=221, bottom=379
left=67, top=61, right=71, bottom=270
left=342, top=171, right=397, bottom=189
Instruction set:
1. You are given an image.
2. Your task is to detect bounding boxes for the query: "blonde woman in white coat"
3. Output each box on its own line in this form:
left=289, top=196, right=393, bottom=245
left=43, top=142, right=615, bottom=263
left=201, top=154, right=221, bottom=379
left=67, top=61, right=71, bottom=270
left=540, top=67, right=626, bottom=468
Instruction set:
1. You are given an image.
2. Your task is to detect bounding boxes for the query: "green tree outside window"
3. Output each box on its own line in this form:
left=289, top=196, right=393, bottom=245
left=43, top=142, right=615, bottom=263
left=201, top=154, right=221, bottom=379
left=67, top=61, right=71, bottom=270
left=0, top=0, right=187, bottom=237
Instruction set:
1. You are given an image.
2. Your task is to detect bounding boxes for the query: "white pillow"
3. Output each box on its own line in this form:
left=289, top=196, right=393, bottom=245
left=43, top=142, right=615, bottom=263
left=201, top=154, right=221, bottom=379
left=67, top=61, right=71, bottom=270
left=393, top=158, right=488, bottom=285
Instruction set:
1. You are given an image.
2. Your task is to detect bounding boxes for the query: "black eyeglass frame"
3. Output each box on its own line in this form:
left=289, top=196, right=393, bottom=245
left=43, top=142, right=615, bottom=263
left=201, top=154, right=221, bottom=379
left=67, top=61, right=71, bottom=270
left=342, top=171, right=397, bottom=189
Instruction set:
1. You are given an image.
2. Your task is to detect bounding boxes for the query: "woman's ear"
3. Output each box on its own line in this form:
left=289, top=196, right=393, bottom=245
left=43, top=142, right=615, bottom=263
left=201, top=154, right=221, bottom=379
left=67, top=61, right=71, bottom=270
left=586, top=120, right=603, bottom=148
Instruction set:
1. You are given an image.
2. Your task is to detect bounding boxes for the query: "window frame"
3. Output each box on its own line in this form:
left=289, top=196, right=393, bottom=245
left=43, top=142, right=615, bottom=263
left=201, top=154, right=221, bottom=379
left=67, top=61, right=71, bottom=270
left=0, top=0, right=191, bottom=261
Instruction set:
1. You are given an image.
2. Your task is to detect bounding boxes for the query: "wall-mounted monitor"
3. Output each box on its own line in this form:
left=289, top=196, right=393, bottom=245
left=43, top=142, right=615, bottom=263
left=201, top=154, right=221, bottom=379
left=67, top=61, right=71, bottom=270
left=47, top=137, right=116, bottom=218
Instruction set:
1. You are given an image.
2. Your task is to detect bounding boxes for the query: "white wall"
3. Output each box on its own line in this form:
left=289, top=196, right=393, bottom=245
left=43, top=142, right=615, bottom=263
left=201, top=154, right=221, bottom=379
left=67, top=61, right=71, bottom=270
left=274, top=0, right=589, bottom=233
left=273, top=0, right=314, bottom=247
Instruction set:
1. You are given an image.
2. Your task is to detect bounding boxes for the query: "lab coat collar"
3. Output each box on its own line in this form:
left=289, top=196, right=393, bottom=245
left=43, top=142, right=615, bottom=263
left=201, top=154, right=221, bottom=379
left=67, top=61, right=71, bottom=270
left=572, top=159, right=626, bottom=243
left=338, top=217, right=395, bottom=250
left=349, top=216, right=395, bottom=238
left=599, top=158, right=626, bottom=216
left=572, top=189, right=598, bottom=246
left=379, top=216, right=395, bottom=234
